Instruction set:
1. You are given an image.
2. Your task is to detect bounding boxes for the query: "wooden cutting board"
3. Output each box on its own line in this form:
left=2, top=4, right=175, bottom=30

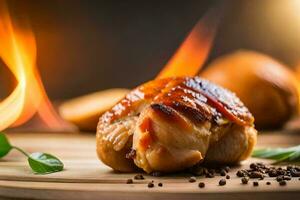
left=0, top=131, right=299, bottom=200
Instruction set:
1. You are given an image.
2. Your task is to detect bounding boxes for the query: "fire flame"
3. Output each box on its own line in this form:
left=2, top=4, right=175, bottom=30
left=156, top=7, right=221, bottom=79
left=0, top=2, right=71, bottom=131
left=0, top=2, right=222, bottom=131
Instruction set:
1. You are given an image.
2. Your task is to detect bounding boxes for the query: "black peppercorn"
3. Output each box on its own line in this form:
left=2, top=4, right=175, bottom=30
left=279, top=180, right=287, bottom=186
left=189, top=176, right=197, bottom=183
left=147, top=182, right=154, bottom=188
left=291, top=169, right=300, bottom=177
left=249, top=172, right=264, bottom=179
left=134, top=174, right=145, bottom=180
left=225, top=166, right=230, bottom=172
left=206, top=173, right=215, bottom=178
left=268, top=170, right=277, bottom=177
left=250, top=163, right=257, bottom=169
left=276, top=176, right=283, bottom=182
left=219, top=179, right=226, bottom=186
left=241, top=177, right=249, bottom=184
left=126, top=179, right=133, bottom=184
left=236, top=170, right=247, bottom=177
left=198, top=182, right=205, bottom=188
left=220, top=169, right=226, bottom=176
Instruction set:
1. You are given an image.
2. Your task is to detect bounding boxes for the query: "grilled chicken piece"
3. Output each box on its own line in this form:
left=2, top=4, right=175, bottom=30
left=96, top=77, right=257, bottom=173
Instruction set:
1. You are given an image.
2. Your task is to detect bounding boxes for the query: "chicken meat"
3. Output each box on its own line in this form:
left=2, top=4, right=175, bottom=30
left=96, top=77, right=257, bottom=173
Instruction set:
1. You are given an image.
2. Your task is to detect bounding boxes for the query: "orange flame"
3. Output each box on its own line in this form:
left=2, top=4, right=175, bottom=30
left=0, top=1, right=72, bottom=131
left=156, top=7, right=221, bottom=79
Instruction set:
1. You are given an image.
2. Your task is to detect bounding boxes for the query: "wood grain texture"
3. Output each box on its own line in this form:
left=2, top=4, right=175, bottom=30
left=0, top=131, right=299, bottom=200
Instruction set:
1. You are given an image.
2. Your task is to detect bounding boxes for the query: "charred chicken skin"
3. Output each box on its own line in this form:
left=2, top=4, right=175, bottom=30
left=96, top=77, right=257, bottom=173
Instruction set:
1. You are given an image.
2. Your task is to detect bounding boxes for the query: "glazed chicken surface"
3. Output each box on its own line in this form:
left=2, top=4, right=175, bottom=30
left=96, top=77, right=257, bottom=173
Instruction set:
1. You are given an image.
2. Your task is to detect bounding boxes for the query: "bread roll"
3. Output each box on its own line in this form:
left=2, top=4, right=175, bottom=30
left=201, top=50, right=299, bottom=129
left=59, top=89, right=129, bottom=131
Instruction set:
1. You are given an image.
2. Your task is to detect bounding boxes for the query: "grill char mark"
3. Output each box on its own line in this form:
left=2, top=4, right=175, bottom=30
left=100, top=77, right=254, bottom=126
left=150, top=103, right=192, bottom=130
left=183, top=78, right=254, bottom=125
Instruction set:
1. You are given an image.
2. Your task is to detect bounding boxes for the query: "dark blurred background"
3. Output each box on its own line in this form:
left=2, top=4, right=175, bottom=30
left=1, top=0, right=300, bottom=100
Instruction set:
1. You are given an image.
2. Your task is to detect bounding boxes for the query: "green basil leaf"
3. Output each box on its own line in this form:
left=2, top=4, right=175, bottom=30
left=288, top=150, right=300, bottom=162
left=0, top=133, right=12, bottom=158
left=28, top=152, right=64, bottom=174
left=252, top=145, right=300, bottom=164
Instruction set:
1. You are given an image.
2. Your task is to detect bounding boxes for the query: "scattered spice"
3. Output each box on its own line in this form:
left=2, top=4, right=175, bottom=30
left=134, top=174, right=145, bottom=180
left=241, top=177, right=249, bottom=184
left=147, top=182, right=154, bottom=188
left=126, top=179, right=133, bottom=184
left=235, top=162, right=299, bottom=187
left=219, top=179, right=226, bottom=186
left=291, top=169, right=300, bottom=177
left=198, top=182, right=205, bottom=188
left=268, top=170, right=277, bottom=177
left=249, top=172, right=264, bottom=179
left=189, top=176, right=197, bottom=183
left=220, top=169, right=226, bottom=176
left=253, top=181, right=259, bottom=186
left=224, top=166, right=230, bottom=173
left=188, top=165, right=232, bottom=177
left=276, top=176, right=283, bottom=182
left=236, top=170, right=247, bottom=177
left=206, top=173, right=215, bottom=178
left=279, top=180, right=287, bottom=186
left=128, top=162, right=299, bottom=189
left=250, top=163, right=257, bottom=170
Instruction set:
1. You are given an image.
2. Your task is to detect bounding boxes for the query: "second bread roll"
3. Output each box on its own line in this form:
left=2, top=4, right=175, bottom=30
left=59, top=89, right=129, bottom=131
left=201, top=50, right=299, bottom=129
